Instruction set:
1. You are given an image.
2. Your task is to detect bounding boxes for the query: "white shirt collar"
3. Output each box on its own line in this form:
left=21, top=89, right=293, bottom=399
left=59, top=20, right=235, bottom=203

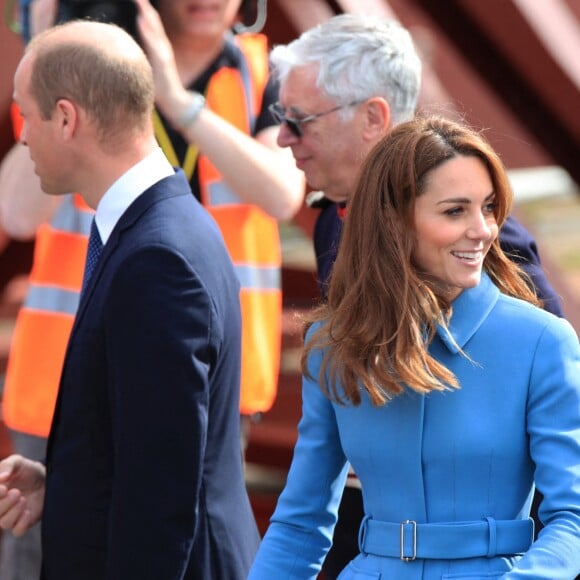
left=94, top=148, right=174, bottom=244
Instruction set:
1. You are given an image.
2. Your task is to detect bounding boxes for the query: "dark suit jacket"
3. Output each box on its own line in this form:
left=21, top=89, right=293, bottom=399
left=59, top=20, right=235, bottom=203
left=41, top=170, right=259, bottom=579
left=313, top=201, right=564, bottom=317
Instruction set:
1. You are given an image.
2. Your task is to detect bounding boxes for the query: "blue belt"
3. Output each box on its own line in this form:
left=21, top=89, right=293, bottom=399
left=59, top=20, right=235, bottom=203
left=358, top=516, right=534, bottom=561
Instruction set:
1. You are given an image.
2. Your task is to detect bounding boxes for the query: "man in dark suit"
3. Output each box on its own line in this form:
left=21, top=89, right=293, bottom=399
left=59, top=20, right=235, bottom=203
left=0, top=18, right=259, bottom=579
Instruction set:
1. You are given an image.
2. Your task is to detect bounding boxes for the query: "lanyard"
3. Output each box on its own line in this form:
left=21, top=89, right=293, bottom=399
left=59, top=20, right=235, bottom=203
left=153, top=110, right=200, bottom=182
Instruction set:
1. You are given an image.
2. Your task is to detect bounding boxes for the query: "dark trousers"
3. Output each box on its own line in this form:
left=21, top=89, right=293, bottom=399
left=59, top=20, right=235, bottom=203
left=321, top=487, right=364, bottom=579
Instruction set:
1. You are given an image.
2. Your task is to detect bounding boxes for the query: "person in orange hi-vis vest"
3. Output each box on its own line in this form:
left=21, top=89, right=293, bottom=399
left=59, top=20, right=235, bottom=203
left=0, top=0, right=304, bottom=578
left=0, top=99, right=94, bottom=580
left=135, top=0, right=304, bottom=442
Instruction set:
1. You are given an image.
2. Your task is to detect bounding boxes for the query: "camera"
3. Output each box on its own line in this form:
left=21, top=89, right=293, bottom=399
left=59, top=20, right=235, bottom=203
left=56, top=0, right=152, bottom=40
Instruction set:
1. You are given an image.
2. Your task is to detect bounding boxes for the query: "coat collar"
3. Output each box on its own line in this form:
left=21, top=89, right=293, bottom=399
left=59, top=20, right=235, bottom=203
left=436, top=273, right=500, bottom=353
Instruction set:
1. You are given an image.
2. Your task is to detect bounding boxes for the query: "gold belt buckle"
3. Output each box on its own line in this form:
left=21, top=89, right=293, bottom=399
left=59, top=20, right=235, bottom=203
left=400, top=519, right=417, bottom=562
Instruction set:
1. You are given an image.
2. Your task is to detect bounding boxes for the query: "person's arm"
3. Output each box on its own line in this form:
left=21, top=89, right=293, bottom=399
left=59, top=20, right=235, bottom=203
left=0, top=143, right=63, bottom=240
left=103, top=246, right=214, bottom=577
left=249, top=325, right=349, bottom=579
left=28, top=0, right=57, bottom=39
left=313, top=202, right=343, bottom=298
left=2, top=0, right=61, bottom=240
left=134, top=0, right=305, bottom=221
left=0, top=454, right=45, bottom=537
left=499, top=215, right=564, bottom=317
left=508, top=316, right=580, bottom=577
left=17, top=0, right=57, bottom=44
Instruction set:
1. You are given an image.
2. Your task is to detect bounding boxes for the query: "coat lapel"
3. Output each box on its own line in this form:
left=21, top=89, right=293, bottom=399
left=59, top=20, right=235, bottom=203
left=437, top=273, right=500, bottom=353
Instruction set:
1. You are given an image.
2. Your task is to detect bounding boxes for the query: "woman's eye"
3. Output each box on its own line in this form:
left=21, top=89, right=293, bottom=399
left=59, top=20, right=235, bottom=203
left=445, top=207, right=463, bottom=216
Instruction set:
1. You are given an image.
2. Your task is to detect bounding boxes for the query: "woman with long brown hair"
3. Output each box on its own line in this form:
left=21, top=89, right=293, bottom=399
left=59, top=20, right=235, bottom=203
left=249, top=116, right=580, bottom=579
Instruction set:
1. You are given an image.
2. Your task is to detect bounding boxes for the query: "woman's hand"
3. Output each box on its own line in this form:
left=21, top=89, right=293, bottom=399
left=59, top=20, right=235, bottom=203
left=133, top=0, right=189, bottom=118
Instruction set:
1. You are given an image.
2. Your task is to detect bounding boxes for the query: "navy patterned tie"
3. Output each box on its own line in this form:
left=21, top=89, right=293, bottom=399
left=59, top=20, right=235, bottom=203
left=82, top=218, right=103, bottom=293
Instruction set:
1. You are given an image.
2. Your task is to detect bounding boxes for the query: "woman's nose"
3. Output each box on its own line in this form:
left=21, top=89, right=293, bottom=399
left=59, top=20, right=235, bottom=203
left=467, top=212, right=494, bottom=240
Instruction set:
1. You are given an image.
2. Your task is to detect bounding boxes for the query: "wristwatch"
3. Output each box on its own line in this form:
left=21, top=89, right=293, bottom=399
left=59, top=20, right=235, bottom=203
left=175, top=91, right=205, bottom=129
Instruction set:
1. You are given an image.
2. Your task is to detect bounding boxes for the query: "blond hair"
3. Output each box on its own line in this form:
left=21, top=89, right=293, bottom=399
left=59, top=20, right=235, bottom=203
left=26, top=20, right=154, bottom=144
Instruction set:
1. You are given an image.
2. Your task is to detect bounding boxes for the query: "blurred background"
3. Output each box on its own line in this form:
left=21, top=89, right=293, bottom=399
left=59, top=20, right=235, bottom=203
left=0, top=0, right=578, bottom=537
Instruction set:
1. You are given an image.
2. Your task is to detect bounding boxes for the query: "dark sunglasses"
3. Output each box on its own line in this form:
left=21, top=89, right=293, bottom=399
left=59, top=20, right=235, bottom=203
left=268, top=100, right=363, bottom=137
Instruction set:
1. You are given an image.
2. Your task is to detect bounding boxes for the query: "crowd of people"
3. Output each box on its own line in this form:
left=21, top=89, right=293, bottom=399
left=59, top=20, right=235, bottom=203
left=0, top=2, right=578, bottom=579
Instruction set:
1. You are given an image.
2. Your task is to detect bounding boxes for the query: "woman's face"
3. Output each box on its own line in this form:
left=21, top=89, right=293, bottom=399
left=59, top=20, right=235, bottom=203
left=156, top=0, right=243, bottom=40
left=412, top=154, right=499, bottom=301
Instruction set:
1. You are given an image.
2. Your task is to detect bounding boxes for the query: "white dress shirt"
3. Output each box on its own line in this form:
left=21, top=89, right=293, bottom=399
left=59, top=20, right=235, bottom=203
left=93, top=147, right=174, bottom=244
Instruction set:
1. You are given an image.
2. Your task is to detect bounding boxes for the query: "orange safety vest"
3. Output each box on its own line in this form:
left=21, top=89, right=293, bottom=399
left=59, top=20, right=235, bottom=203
left=3, top=103, right=93, bottom=436
left=2, top=196, right=93, bottom=436
left=2, top=102, right=93, bottom=435
left=3, top=33, right=280, bottom=434
left=155, top=33, right=282, bottom=416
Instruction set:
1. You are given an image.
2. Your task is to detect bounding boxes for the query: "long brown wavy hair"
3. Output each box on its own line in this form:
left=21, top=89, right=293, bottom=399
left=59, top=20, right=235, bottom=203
left=302, top=115, right=541, bottom=406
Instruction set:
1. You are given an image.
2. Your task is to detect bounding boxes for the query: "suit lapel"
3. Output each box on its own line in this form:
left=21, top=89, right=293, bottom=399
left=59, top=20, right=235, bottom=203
left=70, top=170, right=191, bottom=332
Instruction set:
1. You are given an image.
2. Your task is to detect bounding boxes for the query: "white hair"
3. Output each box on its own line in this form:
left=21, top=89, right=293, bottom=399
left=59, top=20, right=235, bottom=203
left=270, top=13, right=422, bottom=125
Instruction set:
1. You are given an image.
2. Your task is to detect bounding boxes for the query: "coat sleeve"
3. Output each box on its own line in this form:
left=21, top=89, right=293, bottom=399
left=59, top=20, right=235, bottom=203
left=499, top=215, right=564, bottom=317
left=506, top=316, right=580, bottom=578
left=103, top=246, right=215, bottom=579
left=248, top=327, right=349, bottom=579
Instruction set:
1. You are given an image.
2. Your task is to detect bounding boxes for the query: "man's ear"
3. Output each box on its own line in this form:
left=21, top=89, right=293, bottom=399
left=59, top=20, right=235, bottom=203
left=54, top=98, right=79, bottom=140
left=362, top=97, right=391, bottom=142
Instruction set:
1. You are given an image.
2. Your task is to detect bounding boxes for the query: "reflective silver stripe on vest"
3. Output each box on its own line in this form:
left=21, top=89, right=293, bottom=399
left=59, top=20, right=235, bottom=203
left=23, top=284, right=80, bottom=316
left=235, top=264, right=280, bottom=292
left=50, top=194, right=93, bottom=234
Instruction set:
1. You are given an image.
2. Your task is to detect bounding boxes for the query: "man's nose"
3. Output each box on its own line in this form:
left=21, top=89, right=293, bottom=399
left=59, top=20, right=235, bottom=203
left=276, top=122, right=300, bottom=148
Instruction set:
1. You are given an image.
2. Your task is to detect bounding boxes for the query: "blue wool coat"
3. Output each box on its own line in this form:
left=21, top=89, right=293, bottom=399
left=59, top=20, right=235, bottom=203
left=248, top=274, right=580, bottom=579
